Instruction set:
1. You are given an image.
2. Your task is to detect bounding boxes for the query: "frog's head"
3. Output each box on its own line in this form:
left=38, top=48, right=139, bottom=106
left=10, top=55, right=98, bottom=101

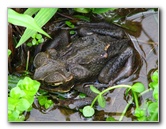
left=33, top=51, right=74, bottom=92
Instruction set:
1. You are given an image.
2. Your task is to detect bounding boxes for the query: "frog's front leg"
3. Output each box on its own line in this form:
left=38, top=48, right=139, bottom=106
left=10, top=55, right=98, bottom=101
left=98, top=47, right=135, bottom=86
left=67, top=63, right=92, bottom=81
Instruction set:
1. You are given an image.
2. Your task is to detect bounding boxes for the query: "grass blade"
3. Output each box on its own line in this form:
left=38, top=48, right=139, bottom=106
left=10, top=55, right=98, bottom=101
left=15, top=8, right=58, bottom=48
left=24, top=8, right=40, bottom=16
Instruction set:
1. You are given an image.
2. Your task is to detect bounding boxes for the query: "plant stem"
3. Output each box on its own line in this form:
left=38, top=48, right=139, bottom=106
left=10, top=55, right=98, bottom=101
left=91, top=96, right=98, bottom=107
left=133, top=92, right=139, bottom=108
left=90, top=85, right=131, bottom=107
left=119, top=97, right=133, bottom=121
left=119, top=88, right=153, bottom=121
left=26, top=51, right=30, bottom=71
left=139, top=88, right=152, bottom=97
left=100, top=85, right=132, bottom=95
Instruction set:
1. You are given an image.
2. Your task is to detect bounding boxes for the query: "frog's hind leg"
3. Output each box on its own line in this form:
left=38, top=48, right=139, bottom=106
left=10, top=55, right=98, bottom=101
left=98, top=47, right=136, bottom=86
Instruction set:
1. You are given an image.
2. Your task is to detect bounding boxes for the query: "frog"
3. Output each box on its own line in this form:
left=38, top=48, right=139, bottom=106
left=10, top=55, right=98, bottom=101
left=33, top=22, right=140, bottom=108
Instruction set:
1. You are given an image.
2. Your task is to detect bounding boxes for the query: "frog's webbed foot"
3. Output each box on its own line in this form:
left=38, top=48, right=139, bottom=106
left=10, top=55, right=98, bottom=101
left=48, top=90, right=93, bottom=110
left=57, top=97, right=93, bottom=110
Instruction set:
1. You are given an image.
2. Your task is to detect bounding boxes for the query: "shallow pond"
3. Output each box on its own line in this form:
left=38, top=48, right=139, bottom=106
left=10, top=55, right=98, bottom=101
left=8, top=8, right=158, bottom=122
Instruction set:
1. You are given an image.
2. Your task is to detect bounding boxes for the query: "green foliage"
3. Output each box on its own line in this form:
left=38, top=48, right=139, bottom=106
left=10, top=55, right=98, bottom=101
left=74, top=8, right=117, bottom=14
left=27, top=33, right=44, bottom=47
left=8, top=75, right=21, bottom=90
left=90, top=85, right=100, bottom=94
left=38, top=95, right=54, bottom=109
left=106, top=116, right=117, bottom=121
left=98, top=94, right=106, bottom=108
left=8, top=77, right=40, bottom=121
left=8, top=8, right=58, bottom=48
left=82, top=70, right=159, bottom=122
left=65, top=21, right=76, bottom=35
left=134, top=107, right=146, bottom=121
left=134, top=70, right=159, bottom=121
left=74, top=8, right=91, bottom=13
left=73, top=15, right=90, bottom=22
left=8, top=9, right=50, bottom=42
left=131, top=82, right=145, bottom=93
left=65, top=21, right=75, bottom=28
left=8, top=49, right=11, bottom=56
left=91, top=8, right=117, bottom=14
left=23, top=8, right=40, bottom=16
left=79, top=92, right=87, bottom=99
left=82, top=106, right=95, bottom=117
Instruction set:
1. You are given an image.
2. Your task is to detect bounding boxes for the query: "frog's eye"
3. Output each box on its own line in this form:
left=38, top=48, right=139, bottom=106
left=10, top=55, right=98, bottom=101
left=33, top=52, right=49, bottom=68
left=101, top=53, right=108, bottom=58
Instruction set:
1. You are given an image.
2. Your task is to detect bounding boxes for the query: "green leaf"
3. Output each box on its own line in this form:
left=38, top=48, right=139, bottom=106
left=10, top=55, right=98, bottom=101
left=106, top=116, right=117, bottom=121
left=45, top=100, right=53, bottom=109
left=17, top=77, right=40, bottom=96
left=10, top=87, right=25, bottom=99
left=74, top=15, right=90, bottom=22
left=74, top=8, right=90, bottom=13
left=16, top=98, right=31, bottom=112
left=8, top=97, right=18, bottom=110
left=149, top=81, right=158, bottom=89
left=98, top=94, right=106, bottom=108
left=38, top=96, right=47, bottom=106
left=148, top=102, right=158, bottom=116
left=16, top=8, right=58, bottom=48
left=36, top=33, right=42, bottom=39
left=90, top=85, right=101, bottom=94
left=32, top=38, right=37, bottom=45
left=153, top=86, right=158, bottom=101
left=131, top=82, right=145, bottom=93
left=8, top=75, right=21, bottom=90
left=8, top=49, right=11, bottom=56
left=24, top=8, right=40, bottom=16
left=82, top=106, right=95, bottom=117
left=92, top=8, right=117, bottom=14
left=79, top=92, right=86, bottom=98
left=65, top=21, right=75, bottom=28
left=8, top=110, right=20, bottom=121
left=134, top=107, right=145, bottom=117
left=149, top=70, right=158, bottom=89
left=8, top=8, right=50, bottom=43
left=151, top=70, right=158, bottom=83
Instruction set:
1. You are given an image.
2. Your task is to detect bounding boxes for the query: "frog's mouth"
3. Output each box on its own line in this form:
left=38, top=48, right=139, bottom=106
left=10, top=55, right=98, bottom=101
left=41, top=83, right=75, bottom=93
left=41, top=73, right=74, bottom=93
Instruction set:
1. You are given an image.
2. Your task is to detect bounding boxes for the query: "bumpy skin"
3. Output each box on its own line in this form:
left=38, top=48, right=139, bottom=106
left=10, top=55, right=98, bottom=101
left=33, top=22, right=136, bottom=93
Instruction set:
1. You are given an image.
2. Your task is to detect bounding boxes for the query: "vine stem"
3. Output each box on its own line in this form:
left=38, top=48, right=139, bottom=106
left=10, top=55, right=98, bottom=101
left=90, top=85, right=132, bottom=107
left=90, top=84, right=152, bottom=121
left=119, top=97, right=133, bottom=121
left=119, top=88, right=153, bottom=121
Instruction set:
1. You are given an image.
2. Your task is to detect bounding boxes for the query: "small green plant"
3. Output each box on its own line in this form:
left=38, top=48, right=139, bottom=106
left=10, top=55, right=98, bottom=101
left=82, top=70, right=158, bottom=122
left=8, top=76, right=40, bottom=121
left=27, top=33, right=44, bottom=47
left=38, top=95, right=54, bottom=109
left=8, top=8, right=58, bottom=48
left=82, top=83, right=144, bottom=118
left=65, top=21, right=76, bottom=35
left=134, top=70, right=158, bottom=121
